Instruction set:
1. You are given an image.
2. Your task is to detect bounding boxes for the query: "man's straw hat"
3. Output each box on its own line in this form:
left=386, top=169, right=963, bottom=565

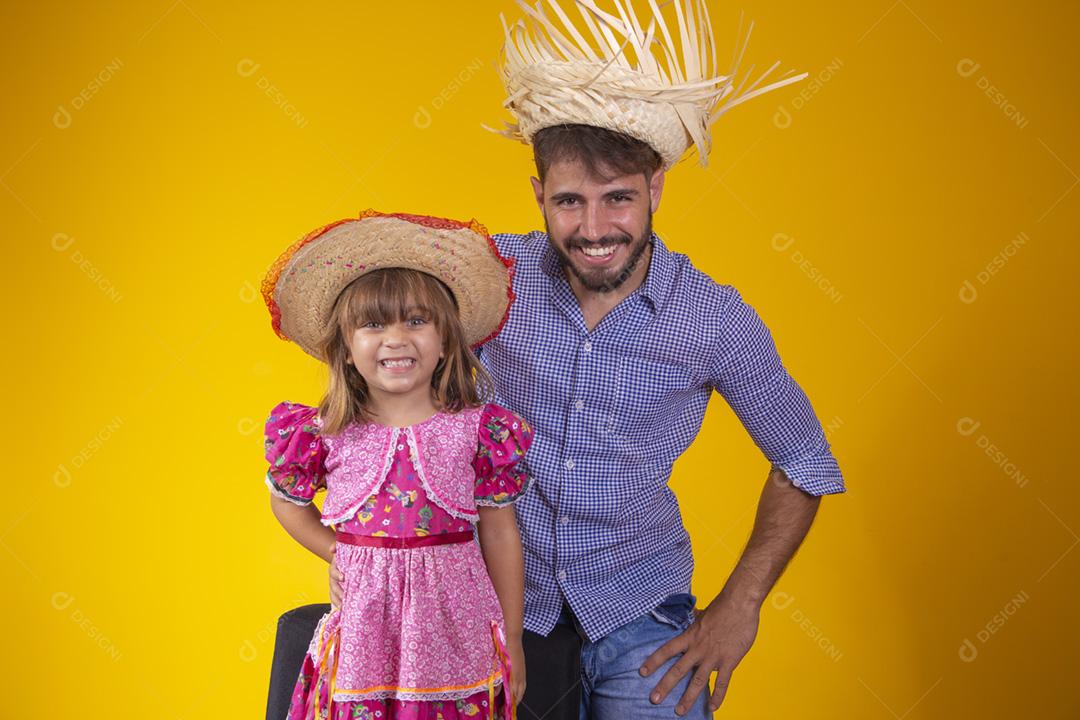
left=262, top=210, right=514, bottom=360
left=489, top=0, right=808, bottom=169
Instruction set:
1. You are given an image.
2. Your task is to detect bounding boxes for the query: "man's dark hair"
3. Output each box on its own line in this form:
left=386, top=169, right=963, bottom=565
left=532, top=124, right=663, bottom=184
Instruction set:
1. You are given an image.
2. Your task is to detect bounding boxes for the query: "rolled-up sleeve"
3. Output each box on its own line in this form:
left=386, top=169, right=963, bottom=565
left=708, top=288, right=846, bottom=496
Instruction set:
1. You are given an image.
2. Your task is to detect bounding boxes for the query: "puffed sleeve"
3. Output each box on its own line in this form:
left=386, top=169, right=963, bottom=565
left=473, top=403, right=534, bottom=507
left=264, top=401, right=328, bottom=506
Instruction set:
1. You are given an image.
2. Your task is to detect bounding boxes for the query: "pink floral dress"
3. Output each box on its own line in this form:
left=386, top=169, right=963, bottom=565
left=264, top=401, right=534, bottom=720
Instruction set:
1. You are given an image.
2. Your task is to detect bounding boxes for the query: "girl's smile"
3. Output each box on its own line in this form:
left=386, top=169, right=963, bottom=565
left=378, top=357, right=418, bottom=372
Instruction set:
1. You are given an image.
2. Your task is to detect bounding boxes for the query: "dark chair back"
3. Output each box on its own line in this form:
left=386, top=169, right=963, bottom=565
left=265, top=603, right=330, bottom=720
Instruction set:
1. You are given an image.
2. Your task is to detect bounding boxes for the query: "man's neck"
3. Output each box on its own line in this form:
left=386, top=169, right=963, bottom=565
left=568, top=242, right=652, bottom=332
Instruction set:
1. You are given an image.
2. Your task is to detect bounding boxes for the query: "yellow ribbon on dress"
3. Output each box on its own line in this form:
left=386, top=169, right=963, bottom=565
left=310, top=612, right=341, bottom=720
left=490, top=620, right=517, bottom=720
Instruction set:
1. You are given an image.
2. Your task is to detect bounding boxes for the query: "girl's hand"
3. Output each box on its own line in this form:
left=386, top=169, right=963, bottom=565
left=508, top=637, right=527, bottom=706
left=328, top=544, right=344, bottom=609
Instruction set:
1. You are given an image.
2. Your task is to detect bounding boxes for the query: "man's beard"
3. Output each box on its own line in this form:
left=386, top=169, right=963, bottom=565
left=545, top=212, right=653, bottom=293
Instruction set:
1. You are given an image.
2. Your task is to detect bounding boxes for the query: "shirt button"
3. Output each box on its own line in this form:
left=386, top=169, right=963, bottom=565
left=560, top=515, right=570, bottom=525
left=583, top=340, right=593, bottom=352
left=574, top=399, right=584, bottom=411
left=558, top=570, right=567, bottom=581
left=564, top=458, right=575, bottom=470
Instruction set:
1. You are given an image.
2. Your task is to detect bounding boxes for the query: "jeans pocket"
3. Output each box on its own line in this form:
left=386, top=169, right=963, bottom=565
left=648, top=592, right=697, bottom=631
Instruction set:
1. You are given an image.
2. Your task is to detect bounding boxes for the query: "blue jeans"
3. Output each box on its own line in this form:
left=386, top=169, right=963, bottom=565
left=557, top=593, right=711, bottom=719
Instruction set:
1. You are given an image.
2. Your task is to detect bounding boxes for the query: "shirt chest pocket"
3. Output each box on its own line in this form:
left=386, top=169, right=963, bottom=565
left=606, top=354, right=699, bottom=448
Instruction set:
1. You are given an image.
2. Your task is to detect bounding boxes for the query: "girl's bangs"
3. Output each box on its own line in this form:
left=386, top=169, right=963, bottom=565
left=341, top=269, right=451, bottom=328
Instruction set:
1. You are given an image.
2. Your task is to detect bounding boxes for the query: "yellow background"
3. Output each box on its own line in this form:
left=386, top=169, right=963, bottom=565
left=4, top=0, right=1077, bottom=717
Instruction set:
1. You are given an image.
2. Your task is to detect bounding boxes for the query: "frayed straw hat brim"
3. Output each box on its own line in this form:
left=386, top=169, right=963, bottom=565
left=487, top=0, right=808, bottom=169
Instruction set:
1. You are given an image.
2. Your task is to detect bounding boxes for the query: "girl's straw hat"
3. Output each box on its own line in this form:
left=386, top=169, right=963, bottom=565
left=489, top=0, right=808, bottom=170
left=261, top=210, right=514, bottom=360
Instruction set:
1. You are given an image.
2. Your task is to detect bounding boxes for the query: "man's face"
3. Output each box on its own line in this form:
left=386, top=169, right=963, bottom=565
left=532, top=158, right=665, bottom=293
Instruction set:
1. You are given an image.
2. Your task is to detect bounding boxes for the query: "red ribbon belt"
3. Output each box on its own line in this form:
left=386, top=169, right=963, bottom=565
left=334, top=530, right=474, bottom=549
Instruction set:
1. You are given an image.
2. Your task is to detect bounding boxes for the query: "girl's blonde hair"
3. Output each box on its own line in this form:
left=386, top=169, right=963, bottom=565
left=316, top=268, right=494, bottom=436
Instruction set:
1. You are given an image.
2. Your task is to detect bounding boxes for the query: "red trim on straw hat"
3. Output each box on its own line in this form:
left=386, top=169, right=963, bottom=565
left=262, top=209, right=516, bottom=351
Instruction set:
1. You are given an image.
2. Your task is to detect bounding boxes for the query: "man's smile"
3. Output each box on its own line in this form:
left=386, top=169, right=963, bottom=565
left=574, top=242, right=624, bottom=265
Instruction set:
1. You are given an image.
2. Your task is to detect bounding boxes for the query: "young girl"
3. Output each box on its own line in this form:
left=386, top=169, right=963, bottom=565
left=261, top=210, right=531, bottom=720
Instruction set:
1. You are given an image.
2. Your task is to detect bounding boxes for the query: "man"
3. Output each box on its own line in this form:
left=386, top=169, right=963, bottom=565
left=466, top=121, right=845, bottom=720
left=292, top=2, right=845, bottom=719
left=468, top=3, right=844, bottom=717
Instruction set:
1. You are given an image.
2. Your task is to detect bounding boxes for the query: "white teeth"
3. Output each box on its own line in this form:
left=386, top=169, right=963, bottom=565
left=581, top=245, right=616, bottom=257
left=380, top=359, right=415, bottom=368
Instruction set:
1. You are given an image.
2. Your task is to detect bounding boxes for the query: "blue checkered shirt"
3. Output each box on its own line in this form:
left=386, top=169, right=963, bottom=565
left=476, top=230, right=846, bottom=642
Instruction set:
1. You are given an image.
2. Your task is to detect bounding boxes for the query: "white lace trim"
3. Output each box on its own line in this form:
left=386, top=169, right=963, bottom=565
left=404, top=427, right=478, bottom=523
left=265, top=473, right=311, bottom=506
left=320, top=427, right=400, bottom=526
left=331, top=673, right=503, bottom=703
left=305, top=610, right=335, bottom=657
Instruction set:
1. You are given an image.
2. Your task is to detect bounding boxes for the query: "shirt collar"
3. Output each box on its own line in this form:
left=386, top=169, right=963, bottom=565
left=538, top=231, right=675, bottom=312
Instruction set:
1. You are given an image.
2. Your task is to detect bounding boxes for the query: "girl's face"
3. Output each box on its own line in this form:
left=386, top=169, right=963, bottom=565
left=346, top=305, right=444, bottom=407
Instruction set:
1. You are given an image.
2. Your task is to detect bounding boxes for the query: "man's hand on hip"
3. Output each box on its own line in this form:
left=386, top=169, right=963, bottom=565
left=639, top=592, right=761, bottom=715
